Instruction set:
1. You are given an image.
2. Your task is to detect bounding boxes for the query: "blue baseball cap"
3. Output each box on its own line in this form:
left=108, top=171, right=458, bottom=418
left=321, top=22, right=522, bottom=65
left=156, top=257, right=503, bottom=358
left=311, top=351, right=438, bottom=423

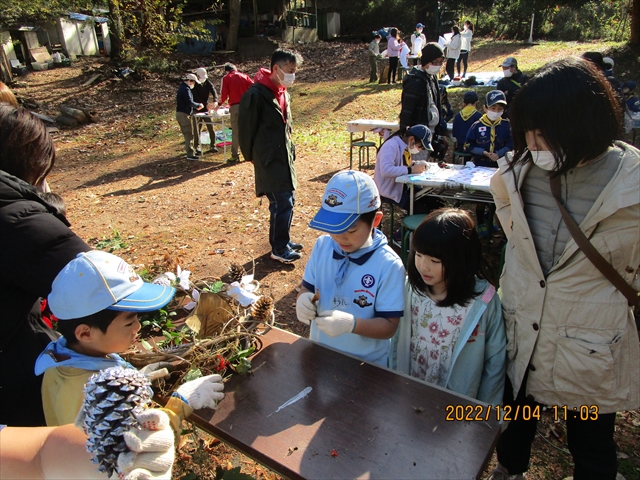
left=485, top=90, right=507, bottom=107
left=309, top=170, right=381, bottom=234
left=416, top=23, right=425, bottom=29
left=407, top=124, right=433, bottom=151
left=463, top=90, right=478, bottom=104
left=49, top=251, right=176, bottom=320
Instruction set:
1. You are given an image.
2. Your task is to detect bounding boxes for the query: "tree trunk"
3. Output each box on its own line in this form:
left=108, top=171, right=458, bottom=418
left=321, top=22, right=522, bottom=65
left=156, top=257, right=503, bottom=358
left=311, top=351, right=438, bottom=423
left=631, top=0, right=639, bottom=45
left=227, top=0, right=241, bottom=51
left=108, top=0, right=125, bottom=61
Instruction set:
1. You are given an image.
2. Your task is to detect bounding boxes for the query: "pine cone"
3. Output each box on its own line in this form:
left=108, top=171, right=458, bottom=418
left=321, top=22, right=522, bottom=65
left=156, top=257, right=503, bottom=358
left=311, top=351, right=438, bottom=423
left=251, top=295, right=274, bottom=323
left=80, top=367, right=152, bottom=478
left=228, top=263, right=246, bottom=283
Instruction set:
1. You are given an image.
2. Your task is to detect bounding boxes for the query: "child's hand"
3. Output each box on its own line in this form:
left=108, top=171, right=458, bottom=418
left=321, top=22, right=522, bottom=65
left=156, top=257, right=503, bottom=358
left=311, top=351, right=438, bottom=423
left=176, top=374, right=225, bottom=410
left=117, top=409, right=175, bottom=480
left=296, top=292, right=317, bottom=325
left=315, top=310, right=356, bottom=337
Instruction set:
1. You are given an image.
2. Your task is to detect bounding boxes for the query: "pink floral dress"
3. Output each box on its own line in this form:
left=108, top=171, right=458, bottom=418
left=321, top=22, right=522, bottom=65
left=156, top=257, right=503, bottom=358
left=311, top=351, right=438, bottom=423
left=409, top=291, right=471, bottom=386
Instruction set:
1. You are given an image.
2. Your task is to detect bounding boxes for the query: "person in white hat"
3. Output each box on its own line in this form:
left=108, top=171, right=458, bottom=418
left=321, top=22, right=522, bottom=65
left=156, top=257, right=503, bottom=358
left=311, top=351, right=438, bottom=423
left=175, top=73, right=204, bottom=160
left=191, top=67, right=219, bottom=155
left=35, top=250, right=224, bottom=428
left=295, top=171, right=405, bottom=367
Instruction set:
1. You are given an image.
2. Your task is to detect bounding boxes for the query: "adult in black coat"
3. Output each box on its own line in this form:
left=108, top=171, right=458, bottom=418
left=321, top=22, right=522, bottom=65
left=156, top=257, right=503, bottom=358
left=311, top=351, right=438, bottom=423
left=496, top=57, right=528, bottom=118
left=0, top=105, right=90, bottom=426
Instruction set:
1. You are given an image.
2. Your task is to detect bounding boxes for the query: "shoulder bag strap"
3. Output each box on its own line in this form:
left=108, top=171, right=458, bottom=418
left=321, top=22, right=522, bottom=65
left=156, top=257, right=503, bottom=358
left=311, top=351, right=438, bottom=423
left=549, top=175, right=639, bottom=306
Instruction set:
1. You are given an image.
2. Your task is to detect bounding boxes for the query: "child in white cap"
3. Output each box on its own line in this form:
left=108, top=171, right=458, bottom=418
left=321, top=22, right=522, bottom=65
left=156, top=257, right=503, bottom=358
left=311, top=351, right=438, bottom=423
left=35, top=250, right=224, bottom=428
left=296, top=171, right=405, bottom=367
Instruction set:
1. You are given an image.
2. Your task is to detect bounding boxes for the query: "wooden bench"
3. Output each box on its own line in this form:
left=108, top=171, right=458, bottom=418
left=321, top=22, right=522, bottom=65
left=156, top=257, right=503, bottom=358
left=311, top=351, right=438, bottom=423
left=189, top=328, right=501, bottom=480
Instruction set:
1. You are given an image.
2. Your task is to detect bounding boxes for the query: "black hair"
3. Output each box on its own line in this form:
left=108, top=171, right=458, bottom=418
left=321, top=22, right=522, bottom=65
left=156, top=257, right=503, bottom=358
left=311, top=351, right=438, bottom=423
left=358, top=209, right=378, bottom=227
left=224, top=63, right=236, bottom=72
left=452, top=25, right=460, bottom=35
left=56, top=309, right=121, bottom=347
left=407, top=208, right=493, bottom=307
left=0, top=104, right=55, bottom=187
left=464, top=20, right=474, bottom=32
left=373, top=34, right=381, bottom=39
left=38, top=191, right=67, bottom=216
left=271, top=49, right=301, bottom=69
left=508, top=57, right=622, bottom=176
left=389, top=28, right=398, bottom=39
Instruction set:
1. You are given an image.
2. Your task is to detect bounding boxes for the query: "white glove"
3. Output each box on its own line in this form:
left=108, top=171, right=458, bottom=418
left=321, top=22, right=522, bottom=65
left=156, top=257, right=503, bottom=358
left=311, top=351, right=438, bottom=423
left=139, top=362, right=172, bottom=381
left=176, top=374, right=225, bottom=410
left=315, top=310, right=356, bottom=337
left=296, top=292, right=317, bottom=325
left=117, top=409, right=175, bottom=480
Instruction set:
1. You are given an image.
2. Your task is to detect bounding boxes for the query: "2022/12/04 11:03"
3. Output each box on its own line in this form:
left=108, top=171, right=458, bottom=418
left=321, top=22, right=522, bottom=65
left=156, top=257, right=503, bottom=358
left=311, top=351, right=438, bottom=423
left=552, top=405, right=599, bottom=421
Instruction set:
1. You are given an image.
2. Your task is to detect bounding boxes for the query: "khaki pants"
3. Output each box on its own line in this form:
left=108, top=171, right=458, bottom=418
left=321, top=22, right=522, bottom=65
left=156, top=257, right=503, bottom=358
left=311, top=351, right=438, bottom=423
left=369, top=56, right=378, bottom=82
left=230, top=104, right=240, bottom=158
left=190, top=114, right=201, bottom=152
left=176, top=111, right=196, bottom=157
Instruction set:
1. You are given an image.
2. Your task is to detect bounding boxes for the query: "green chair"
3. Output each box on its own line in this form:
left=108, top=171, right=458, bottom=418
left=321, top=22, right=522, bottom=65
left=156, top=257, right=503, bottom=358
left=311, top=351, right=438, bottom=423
left=400, top=213, right=427, bottom=265
left=351, top=140, right=377, bottom=170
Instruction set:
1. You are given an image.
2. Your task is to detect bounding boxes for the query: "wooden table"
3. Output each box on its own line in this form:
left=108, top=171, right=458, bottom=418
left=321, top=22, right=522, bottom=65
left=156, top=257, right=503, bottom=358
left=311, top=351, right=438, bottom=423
left=190, top=328, right=501, bottom=480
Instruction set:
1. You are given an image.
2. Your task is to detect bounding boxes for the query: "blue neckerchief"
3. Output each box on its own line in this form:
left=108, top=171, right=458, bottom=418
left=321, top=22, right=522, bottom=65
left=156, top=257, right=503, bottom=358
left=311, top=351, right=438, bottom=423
left=331, top=228, right=387, bottom=286
left=34, top=336, right=133, bottom=376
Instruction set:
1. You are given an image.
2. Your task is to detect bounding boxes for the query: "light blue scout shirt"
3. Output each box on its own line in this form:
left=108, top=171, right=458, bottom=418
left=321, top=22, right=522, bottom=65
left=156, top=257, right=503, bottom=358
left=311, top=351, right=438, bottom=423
left=301, top=229, right=405, bottom=366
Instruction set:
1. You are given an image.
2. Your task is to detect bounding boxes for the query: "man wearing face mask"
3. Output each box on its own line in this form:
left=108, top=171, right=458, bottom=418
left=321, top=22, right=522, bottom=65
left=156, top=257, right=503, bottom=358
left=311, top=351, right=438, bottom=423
left=176, top=73, right=205, bottom=161
left=496, top=57, right=528, bottom=118
left=399, top=43, right=445, bottom=135
left=238, top=49, right=303, bottom=263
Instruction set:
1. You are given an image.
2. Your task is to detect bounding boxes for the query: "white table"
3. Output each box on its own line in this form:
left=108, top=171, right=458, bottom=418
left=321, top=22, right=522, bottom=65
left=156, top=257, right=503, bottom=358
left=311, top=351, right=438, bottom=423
left=194, top=109, right=231, bottom=157
left=396, top=164, right=497, bottom=214
left=347, top=119, right=399, bottom=169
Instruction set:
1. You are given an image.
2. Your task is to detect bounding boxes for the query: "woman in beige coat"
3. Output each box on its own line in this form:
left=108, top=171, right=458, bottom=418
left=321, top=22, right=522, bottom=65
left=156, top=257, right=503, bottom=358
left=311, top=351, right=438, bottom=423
left=489, top=57, right=639, bottom=480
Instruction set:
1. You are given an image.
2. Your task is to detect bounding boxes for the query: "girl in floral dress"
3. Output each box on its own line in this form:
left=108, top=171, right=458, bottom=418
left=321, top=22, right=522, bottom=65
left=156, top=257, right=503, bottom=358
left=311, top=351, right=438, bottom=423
left=389, top=208, right=506, bottom=404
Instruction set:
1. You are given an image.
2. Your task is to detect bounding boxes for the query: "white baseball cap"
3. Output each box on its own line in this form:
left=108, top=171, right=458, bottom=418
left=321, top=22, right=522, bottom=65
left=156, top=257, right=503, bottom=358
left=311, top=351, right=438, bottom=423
left=309, top=170, right=381, bottom=234
left=185, top=73, right=199, bottom=83
left=49, top=251, right=175, bottom=320
left=195, top=67, right=208, bottom=80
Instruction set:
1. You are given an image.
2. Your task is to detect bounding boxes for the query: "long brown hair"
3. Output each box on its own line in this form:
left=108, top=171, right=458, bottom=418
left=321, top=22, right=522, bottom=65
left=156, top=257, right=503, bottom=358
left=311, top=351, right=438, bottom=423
left=0, top=105, right=55, bottom=187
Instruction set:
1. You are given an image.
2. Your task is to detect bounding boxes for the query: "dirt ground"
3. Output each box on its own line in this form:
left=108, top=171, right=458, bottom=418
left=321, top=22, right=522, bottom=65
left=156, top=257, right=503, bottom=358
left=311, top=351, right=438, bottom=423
left=12, top=39, right=640, bottom=479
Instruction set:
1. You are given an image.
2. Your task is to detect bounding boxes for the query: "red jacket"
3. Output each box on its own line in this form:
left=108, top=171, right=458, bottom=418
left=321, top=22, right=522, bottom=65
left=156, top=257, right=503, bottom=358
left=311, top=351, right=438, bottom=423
left=220, top=70, right=254, bottom=106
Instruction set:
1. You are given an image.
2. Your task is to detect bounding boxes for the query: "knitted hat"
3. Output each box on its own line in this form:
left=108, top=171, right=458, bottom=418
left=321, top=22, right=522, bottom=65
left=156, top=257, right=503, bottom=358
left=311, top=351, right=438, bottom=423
left=420, top=43, right=444, bottom=66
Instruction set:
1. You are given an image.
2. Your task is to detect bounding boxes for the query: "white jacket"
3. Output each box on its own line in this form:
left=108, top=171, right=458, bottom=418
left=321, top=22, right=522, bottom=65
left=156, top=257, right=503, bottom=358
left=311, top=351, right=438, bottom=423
left=490, top=142, right=640, bottom=413
left=460, top=29, right=472, bottom=51
left=445, top=34, right=461, bottom=59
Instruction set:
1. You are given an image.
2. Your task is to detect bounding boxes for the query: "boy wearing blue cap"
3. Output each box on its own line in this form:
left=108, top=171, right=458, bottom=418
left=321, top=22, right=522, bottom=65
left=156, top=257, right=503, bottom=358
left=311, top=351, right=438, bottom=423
left=296, top=171, right=405, bottom=367
left=464, top=90, right=513, bottom=168
left=35, top=250, right=224, bottom=426
left=452, top=90, right=481, bottom=153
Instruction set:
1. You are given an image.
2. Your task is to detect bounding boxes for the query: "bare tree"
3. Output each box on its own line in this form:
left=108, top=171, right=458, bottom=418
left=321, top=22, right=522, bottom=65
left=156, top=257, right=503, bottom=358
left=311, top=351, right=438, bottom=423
left=227, top=0, right=241, bottom=50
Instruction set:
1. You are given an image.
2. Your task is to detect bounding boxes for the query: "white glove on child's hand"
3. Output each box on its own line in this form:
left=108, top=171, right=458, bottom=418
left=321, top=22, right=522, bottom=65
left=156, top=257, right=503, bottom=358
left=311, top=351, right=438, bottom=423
left=315, top=310, right=356, bottom=337
left=176, top=374, right=225, bottom=410
left=117, top=409, right=175, bottom=480
left=296, top=292, right=317, bottom=325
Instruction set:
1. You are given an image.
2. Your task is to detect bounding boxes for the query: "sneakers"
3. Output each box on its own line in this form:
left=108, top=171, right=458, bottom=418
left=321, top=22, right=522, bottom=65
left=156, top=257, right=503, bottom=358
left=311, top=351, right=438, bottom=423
left=271, top=249, right=302, bottom=263
left=226, top=156, right=240, bottom=163
left=186, top=156, right=199, bottom=161
left=490, top=463, right=526, bottom=480
left=209, top=146, right=219, bottom=153
left=288, top=241, right=303, bottom=251
left=195, top=149, right=203, bottom=156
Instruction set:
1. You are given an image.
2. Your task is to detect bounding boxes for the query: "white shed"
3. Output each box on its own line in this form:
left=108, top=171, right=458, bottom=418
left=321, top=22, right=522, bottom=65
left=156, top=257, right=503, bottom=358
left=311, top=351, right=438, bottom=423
left=56, top=13, right=110, bottom=57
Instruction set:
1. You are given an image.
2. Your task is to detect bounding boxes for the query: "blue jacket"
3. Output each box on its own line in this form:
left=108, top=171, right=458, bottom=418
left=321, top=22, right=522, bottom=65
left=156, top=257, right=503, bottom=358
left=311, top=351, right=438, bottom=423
left=34, top=336, right=131, bottom=375
left=389, top=278, right=506, bottom=405
left=176, top=82, right=202, bottom=115
left=464, top=115, right=513, bottom=167
left=452, top=107, right=482, bottom=151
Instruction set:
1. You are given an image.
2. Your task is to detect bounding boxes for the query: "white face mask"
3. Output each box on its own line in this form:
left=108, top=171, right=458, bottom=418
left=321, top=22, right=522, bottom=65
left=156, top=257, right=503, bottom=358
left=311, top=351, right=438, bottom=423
left=426, top=65, right=441, bottom=75
left=276, top=65, right=295, bottom=88
left=531, top=150, right=557, bottom=170
left=486, top=110, right=502, bottom=121
left=503, top=68, right=513, bottom=78
left=409, top=146, right=421, bottom=155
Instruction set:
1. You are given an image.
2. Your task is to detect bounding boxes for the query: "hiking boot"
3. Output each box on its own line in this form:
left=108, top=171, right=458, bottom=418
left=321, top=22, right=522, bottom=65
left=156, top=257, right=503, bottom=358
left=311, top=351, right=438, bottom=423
left=271, top=249, right=302, bottom=263
left=489, top=463, right=526, bottom=480
left=288, top=241, right=303, bottom=251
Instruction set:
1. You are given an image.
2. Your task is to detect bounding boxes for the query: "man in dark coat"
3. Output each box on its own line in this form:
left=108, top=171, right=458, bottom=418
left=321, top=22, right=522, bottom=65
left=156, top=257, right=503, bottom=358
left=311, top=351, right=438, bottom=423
left=239, top=49, right=303, bottom=263
left=496, top=57, right=528, bottom=118
left=192, top=67, right=219, bottom=154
